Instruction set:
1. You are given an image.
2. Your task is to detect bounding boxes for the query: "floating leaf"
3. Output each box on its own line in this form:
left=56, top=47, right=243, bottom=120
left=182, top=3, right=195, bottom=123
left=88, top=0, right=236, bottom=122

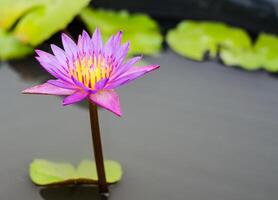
left=0, top=28, right=33, bottom=61
left=166, top=21, right=251, bottom=61
left=0, top=0, right=90, bottom=60
left=30, top=159, right=76, bottom=185
left=0, top=0, right=90, bottom=46
left=30, top=159, right=122, bottom=186
left=220, top=47, right=261, bottom=70
left=220, top=33, right=278, bottom=72
left=166, top=21, right=210, bottom=61
left=80, top=8, right=162, bottom=56
left=254, top=33, right=278, bottom=72
left=0, top=0, right=38, bottom=30
left=14, top=0, right=90, bottom=45
left=77, top=160, right=122, bottom=184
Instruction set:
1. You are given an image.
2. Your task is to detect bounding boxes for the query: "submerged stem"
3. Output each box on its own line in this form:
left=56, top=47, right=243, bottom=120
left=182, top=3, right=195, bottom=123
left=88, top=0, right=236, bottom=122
left=88, top=101, right=109, bottom=195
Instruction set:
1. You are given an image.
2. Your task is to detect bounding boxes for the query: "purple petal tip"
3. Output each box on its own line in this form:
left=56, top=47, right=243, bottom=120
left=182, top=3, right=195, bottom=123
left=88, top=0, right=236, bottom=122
left=21, top=89, right=29, bottom=94
left=35, top=49, right=43, bottom=55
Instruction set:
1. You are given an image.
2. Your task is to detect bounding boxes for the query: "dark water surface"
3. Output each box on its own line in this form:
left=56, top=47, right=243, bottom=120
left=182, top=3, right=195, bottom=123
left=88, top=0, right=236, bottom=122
left=1, top=50, right=278, bottom=200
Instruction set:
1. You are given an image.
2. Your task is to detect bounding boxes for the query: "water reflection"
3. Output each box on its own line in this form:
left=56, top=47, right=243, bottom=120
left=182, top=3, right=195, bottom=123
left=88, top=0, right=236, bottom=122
left=40, top=186, right=109, bottom=200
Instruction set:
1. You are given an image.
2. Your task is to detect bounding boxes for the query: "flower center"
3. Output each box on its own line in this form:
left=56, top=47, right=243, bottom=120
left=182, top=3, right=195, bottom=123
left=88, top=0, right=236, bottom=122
left=69, top=55, right=111, bottom=89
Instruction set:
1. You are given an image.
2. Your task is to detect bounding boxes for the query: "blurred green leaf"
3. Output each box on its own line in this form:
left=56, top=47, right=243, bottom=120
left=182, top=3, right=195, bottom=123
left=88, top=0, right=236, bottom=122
left=30, top=159, right=76, bottom=185
left=80, top=8, right=163, bottom=56
left=0, top=0, right=40, bottom=30
left=76, top=160, right=122, bottom=183
left=0, top=28, right=33, bottom=61
left=220, top=33, right=278, bottom=72
left=167, top=21, right=278, bottom=73
left=254, top=33, right=278, bottom=72
left=220, top=47, right=261, bottom=71
left=166, top=21, right=210, bottom=61
left=0, top=0, right=90, bottom=60
left=166, top=21, right=251, bottom=61
left=30, top=159, right=122, bottom=186
left=13, top=0, right=90, bottom=46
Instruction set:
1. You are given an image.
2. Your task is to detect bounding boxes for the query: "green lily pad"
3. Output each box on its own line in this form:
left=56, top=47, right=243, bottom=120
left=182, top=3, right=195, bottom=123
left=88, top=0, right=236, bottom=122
left=76, top=160, right=122, bottom=183
left=220, top=47, right=261, bottom=71
left=0, top=0, right=40, bottom=30
left=0, top=28, right=33, bottom=61
left=0, top=0, right=90, bottom=60
left=166, top=21, right=209, bottom=60
left=220, top=33, right=278, bottom=72
left=80, top=8, right=162, bottom=56
left=0, top=0, right=90, bottom=46
left=14, top=0, right=90, bottom=46
left=166, top=21, right=251, bottom=61
left=254, top=33, right=278, bottom=72
left=30, top=159, right=123, bottom=186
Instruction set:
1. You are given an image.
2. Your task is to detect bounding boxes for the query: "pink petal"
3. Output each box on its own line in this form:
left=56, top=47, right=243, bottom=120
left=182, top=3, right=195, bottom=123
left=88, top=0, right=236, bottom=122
left=113, top=31, right=123, bottom=50
left=50, top=44, right=68, bottom=68
left=62, top=90, right=88, bottom=106
left=92, top=28, right=103, bottom=55
left=70, top=76, right=92, bottom=92
left=114, top=41, right=130, bottom=65
left=47, top=79, right=77, bottom=89
left=104, top=35, right=115, bottom=56
left=110, top=56, right=142, bottom=80
left=78, top=30, right=93, bottom=55
left=22, top=83, right=75, bottom=96
left=104, top=31, right=122, bottom=57
left=94, top=78, right=109, bottom=91
left=35, top=50, right=71, bottom=82
left=89, top=90, right=122, bottom=117
left=61, top=33, right=77, bottom=59
left=107, top=65, right=160, bottom=89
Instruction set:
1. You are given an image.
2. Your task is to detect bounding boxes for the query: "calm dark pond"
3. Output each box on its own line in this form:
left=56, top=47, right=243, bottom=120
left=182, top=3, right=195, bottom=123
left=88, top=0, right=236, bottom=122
left=1, top=50, right=278, bottom=200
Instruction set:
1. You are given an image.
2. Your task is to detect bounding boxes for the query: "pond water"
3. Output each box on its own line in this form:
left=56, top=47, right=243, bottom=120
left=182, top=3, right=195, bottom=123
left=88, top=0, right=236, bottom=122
left=1, top=50, right=278, bottom=200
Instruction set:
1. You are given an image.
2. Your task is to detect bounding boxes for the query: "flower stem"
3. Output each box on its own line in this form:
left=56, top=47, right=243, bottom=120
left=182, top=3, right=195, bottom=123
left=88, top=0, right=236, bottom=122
left=88, top=101, right=109, bottom=194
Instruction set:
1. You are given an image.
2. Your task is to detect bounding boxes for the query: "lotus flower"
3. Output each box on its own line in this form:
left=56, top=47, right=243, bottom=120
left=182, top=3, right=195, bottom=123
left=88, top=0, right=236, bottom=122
left=23, top=28, right=159, bottom=116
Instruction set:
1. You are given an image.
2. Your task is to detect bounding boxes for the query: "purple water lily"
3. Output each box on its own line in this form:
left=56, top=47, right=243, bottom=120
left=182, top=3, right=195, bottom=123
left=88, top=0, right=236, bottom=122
left=23, top=28, right=159, bottom=116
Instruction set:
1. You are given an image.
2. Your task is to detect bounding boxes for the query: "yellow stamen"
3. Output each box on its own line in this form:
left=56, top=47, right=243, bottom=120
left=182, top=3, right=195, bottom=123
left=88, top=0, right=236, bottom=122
left=69, top=55, right=111, bottom=89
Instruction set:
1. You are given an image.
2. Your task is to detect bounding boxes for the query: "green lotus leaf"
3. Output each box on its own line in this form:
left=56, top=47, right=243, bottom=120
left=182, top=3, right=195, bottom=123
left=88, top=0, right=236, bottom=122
left=254, top=33, right=278, bottom=72
left=201, top=23, right=251, bottom=50
left=166, top=21, right=211, bottom=60
left=14, top=0, right=90, bottom=46
left=0, top=0, right=90, bottom=60
left=220, top=47, right=261, bottom=70
left=220, top=33, right=278, bottom=72
left=0, top=0, right=41, bottom=30
left=30, top=159, right=123, bottom=186
left=77, top=160, right=122, bottom=184
left=166, top=21, right=251, bottom=61
left=0, top=28, right=33, bottom=61
left=30, top=159, right=76, bottom=185
left=80, top=8, right=162, bottom=56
